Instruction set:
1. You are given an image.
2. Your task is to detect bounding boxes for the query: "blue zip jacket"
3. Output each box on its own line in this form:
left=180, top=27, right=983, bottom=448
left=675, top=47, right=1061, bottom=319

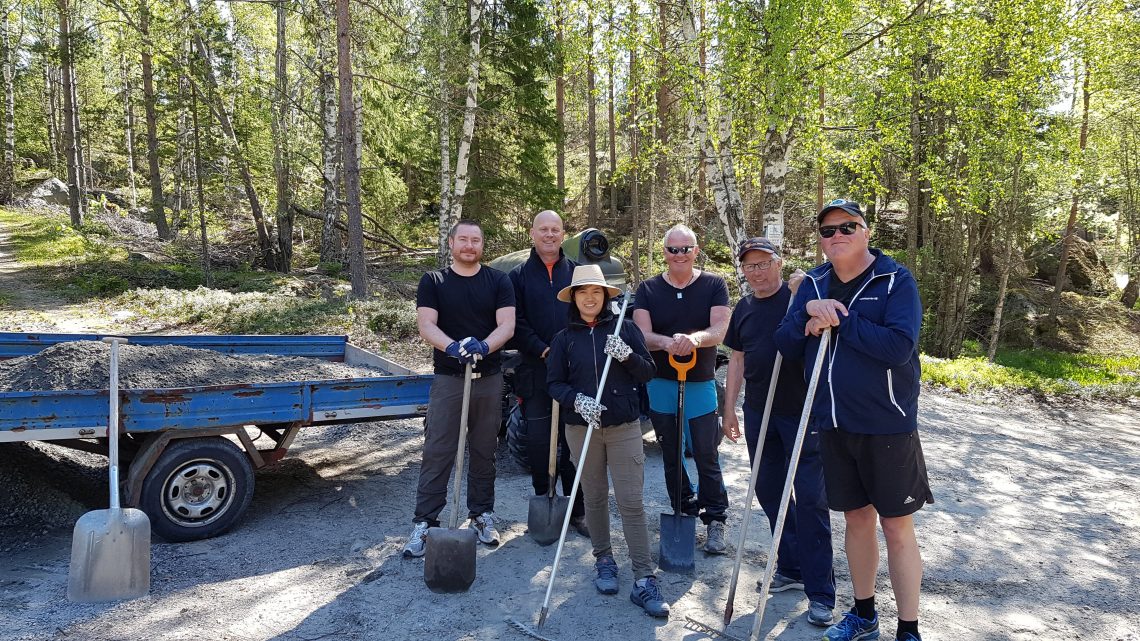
left=774, top=249, right=922, bottom=435
left=509, top=248, right=578, bottom=360
left=547, top=309, right=656, bottom=427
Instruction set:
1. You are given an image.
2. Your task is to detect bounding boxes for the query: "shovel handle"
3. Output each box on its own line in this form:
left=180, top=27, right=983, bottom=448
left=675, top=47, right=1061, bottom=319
left=547, top=401, right=560, bottom=498
left=101, top=337, right=128, bottom=510
left=668, top=352, right=696, bottom=383
left=448, top=363, right=475, bottom=530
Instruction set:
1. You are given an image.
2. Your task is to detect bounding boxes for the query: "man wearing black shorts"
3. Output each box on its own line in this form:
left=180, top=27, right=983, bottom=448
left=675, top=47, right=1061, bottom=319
left=404, top=219, right=516, bottom=558
left=633, top=224, right=731, bottom=555
left=722, top=237, right=835, bottom=627
left=775, top=200, right=932, bottom=641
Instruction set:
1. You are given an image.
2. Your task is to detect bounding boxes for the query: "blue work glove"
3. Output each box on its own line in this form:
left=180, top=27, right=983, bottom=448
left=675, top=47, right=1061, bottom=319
left=445, top=340, right=466, bottom=363
left=459, top=337, right=489, bottom=362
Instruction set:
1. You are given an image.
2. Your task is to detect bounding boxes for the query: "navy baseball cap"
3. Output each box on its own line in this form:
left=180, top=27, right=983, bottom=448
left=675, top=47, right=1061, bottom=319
left=737, top=237, right=780, bottom=260
left=817, top=198, right=866, bottom=224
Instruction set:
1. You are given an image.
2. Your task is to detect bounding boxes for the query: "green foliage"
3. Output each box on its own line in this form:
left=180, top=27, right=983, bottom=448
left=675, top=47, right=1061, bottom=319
left=921, top=346, right=1140, bottom=400
left=366, top=300, right=420, bottom=340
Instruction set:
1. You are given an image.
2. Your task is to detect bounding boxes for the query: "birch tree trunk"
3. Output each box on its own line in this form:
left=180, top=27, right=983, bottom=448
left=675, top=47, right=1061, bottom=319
left=336, top=0, right=367, bottom=297
left=586, top=9, right=598, bottom=227
left=435, top=0, right=451, bottom=267
left=140, top=0, right=171, bottom=238
left=1, top=7, right=14, bottom=204
left=58, top=0, right=83, bottom=227
left=317, top=0, right=341, bottom=264
left=448, top=0, right=484, bottom=224
left=191, top=82, right=210, bottom=286
left=987, top=158, right=1021, bottom=361
left=1051, top=66, right=1091, bottom=314
left=760, top=125, right=796, bottom=245
left=272, top=0, right=292, bottom=272
left=118, top=36, right=138, bottom=209
left=554, top=0, right=565, bottom=197
left=628, top=0, right=640, bottom=284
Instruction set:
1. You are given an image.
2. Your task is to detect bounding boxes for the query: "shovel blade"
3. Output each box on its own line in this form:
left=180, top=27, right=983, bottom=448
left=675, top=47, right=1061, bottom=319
left=423, top=526, right=477, bottom=593
left=68, top=507, right=151, bottom=603
left=527, top=495, right=570, bottom=546
left=658, top=512, right=696, bottom=573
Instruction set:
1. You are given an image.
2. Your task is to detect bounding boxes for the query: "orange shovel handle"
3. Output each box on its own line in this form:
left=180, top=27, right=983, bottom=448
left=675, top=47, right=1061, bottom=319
left=668, top=352, right=697, bottom=383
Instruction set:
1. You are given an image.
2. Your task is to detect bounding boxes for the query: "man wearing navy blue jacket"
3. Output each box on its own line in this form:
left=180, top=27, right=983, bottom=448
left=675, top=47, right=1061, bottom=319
left=508, top=210, right=587, bottom=536
left=775, top=199, right=932, bottom=641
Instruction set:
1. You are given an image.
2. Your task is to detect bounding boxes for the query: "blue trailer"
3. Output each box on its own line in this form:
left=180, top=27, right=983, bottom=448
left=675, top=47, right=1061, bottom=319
left=0, top=332, right=432, bottom=542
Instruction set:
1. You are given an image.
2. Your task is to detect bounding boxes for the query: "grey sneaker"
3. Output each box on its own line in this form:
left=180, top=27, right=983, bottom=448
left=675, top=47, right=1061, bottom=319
left=761, top=572, right=805, bottom=592
left=704, top=521, right=727, bottom=554
left=808, top=600, right=834, bottom=626
left=630, top=576, right=670, bottom=618
left=402, top=521, right=430, bottom=558
left=469, top=512, right=500, bottom=546
left=594, top=555, right=619, bottom=594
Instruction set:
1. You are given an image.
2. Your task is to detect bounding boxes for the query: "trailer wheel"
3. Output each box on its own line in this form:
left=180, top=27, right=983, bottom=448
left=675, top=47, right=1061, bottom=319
left=139, top=436, right=255, bottom=542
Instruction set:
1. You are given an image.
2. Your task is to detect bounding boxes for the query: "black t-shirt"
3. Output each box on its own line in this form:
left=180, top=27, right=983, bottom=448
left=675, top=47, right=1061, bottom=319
left=723, top=283, right=807, bottom=416
left=634, top=271, right=730, bottom=382
left=829, top=262, right=876, bottom=307
left=416, top=266, right=515, bottom=376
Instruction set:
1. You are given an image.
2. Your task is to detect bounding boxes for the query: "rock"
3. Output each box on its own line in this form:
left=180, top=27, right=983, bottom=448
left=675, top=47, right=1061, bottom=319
left=27, top=178, right=70, bottom=205
left=1030, top=233, right=1117, bottom=295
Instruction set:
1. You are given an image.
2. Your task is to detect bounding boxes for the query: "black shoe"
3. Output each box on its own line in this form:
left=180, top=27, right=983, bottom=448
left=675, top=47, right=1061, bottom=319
left=570, top=515, right=590, bottom=537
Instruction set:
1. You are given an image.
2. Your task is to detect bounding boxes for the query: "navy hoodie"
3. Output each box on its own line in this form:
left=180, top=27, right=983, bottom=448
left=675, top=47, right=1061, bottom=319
left=547, top=308, right=656, bottom=427
left=508, top=248, right=578, bottom=360
left=774, top=249, right=922, bottom=435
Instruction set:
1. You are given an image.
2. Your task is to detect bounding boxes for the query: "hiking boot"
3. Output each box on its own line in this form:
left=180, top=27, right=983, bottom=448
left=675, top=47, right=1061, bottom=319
left=570, top=515, right=590, bottom=537
left=760, top=572, right=805, bottom=592
left=594, top=555, right=619, bottom=594
left=807, top=600, right=834, bottom=626
left=703, top=521, right=727, bottom=554
left=469, top=512, right=500, bottom=546
left=822, top=608, right=879, bottom=641
left=402, top=521, right=430, bottom=558
left=630, top=576, right=670, bottom=618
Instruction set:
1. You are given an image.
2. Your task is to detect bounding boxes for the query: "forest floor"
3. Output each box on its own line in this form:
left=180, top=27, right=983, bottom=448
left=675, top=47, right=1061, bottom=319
left=1, top=216, right=1139, bottom=641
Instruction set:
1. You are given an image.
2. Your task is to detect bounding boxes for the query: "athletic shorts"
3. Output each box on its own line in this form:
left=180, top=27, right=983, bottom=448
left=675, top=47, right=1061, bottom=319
left=820, top=429, right=933, bottom=517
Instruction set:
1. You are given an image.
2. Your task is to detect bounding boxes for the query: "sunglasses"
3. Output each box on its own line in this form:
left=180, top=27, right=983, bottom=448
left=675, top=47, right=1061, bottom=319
left=665, top=245, right=695, bottom=255
left=819, top=221, right=863, bottom=238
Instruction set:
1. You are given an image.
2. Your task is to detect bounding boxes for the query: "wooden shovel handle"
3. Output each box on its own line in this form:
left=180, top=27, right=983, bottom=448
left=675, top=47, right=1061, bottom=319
left=668, top=352, right=697, bottom=383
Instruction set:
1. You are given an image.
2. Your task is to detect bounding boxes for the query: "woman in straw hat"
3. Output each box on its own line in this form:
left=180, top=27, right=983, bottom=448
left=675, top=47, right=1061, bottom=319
left=546, top=264, right=669, bottom=618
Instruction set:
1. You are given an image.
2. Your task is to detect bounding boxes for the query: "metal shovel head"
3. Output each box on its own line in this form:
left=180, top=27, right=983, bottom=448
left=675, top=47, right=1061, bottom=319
left=527, top=494, right=570, bottom=546
left=423, top=525, right=478, bottom=593
left=658, top=511, right=697, bottom=573
left=68, top=507, right=151, bottom=602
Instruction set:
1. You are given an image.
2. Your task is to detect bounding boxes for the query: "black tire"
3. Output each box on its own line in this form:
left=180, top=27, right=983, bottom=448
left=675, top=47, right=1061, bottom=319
left=504, top=399, right=530, bottom=472
left=139, top=436, right=255, bottom=542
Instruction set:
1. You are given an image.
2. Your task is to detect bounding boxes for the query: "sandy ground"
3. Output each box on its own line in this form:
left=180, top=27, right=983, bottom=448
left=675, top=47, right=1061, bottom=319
left=1, top=388, right=1138, bottom=641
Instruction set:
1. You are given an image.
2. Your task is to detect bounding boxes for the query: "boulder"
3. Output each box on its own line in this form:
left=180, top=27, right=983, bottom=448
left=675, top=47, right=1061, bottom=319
left=28, top=178, right=70, bottom=205
left=1030, top=233, right=1117, bottom=296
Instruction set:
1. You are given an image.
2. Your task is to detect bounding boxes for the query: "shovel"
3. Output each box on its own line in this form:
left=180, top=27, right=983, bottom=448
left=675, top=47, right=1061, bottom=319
left=659, top=351, right=698, bottom=573
left=68, top=337, right=151, bottom=603
left=424, top=362, right=479, bottom=593
left=527, top=401, right=569, bottom=546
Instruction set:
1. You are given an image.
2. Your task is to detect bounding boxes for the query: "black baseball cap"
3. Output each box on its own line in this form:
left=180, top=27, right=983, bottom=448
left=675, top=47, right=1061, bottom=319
left=737, top=237, right=780, bottom=260
left=817, top=198, right=866, bottom=224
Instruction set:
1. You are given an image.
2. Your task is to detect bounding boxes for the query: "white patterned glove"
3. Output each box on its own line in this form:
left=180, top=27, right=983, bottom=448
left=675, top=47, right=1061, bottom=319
left=604, top=335, right=632, bottom=362
left=574, top=393, right=607, bottom=426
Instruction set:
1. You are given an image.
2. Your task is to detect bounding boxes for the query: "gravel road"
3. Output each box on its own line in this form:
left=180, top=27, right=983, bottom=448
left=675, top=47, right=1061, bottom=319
left=1, top=389, right=1137, bottom=641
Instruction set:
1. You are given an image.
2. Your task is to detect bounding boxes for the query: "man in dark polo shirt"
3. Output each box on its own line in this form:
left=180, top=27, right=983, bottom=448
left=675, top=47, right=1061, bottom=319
left=633, top=223, right=731, bottom=554
left=722, top=237, right=835, bottom=627
left=508, top=210, right=587, bottom=536
left=403, top=219, right=516, bottom=558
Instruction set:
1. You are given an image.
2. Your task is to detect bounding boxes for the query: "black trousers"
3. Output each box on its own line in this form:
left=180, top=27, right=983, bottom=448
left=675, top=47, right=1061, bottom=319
left=520, top=359, right=584, bottom=519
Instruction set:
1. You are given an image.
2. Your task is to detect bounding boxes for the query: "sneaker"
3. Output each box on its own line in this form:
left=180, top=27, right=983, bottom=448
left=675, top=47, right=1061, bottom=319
left=570, top=515, right=590, bottom=537
left=822, top=608, right=880, bottom=641
left=402, top=521, right=430, bottom=558
left=896, top=634, right=921, bottom=641
left=630, top=576, right=670, bottom=618
left=469, top=512, right=500, bottom=546
left=594, top=555, right=619, bottom=594
left=807, top=600, right=833, bottom=626
left=761, top=572, right=805, bottom=592
left=703, top=521, right=727, bottom=555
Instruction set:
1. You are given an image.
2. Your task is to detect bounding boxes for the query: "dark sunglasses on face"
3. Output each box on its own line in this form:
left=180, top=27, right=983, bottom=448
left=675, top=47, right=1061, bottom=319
left=819, top=221, right=863, bottom=238
left=665, top=245, right=695, bottom=255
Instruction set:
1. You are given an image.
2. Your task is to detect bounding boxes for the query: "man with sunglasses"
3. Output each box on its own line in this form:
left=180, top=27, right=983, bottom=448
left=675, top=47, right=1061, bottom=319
left=775, top=199, right=931, bottom=641
left=722, top=237, right=835, bottom=627
left=633, top=224, right=732, bottom=555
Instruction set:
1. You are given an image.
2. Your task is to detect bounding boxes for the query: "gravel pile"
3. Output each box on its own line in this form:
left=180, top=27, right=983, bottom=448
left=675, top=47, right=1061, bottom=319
left=0, top=341, right=388, bottom=391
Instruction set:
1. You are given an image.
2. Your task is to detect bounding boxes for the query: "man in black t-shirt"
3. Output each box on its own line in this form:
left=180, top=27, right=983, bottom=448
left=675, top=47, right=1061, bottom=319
left=633, top=223, right=732, bottom=555
left=402, top=219, right=516, bottom=559
left=722, top=237, right=835, bottom=627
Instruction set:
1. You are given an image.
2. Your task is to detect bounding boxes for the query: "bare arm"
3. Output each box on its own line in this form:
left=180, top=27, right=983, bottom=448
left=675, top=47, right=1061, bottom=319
left=670, top=305, right=732, bottom=356
left=484, top=306, right=516, bottom=353
left=722, top=349, right=744, bottom=443
left=417, top=306, right=453, bottom=351
left=633, top=308, right=675, bottom=352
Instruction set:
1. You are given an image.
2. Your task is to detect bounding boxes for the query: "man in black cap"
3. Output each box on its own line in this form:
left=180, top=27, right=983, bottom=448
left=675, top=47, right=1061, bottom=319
left=723, top=237, right=835, bottom=627
left=776, top=199, right=931, bottom=641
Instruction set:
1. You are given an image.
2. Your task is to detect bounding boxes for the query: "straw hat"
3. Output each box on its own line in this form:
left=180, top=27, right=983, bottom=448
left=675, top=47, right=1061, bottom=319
left=557, top=264, right=621, bottom=302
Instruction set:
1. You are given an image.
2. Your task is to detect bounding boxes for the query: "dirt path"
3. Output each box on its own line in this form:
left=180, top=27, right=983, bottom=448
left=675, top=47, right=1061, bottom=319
left=0, top=221, right=121, bottom=333
left=1, top=388, right=1137, bottom=641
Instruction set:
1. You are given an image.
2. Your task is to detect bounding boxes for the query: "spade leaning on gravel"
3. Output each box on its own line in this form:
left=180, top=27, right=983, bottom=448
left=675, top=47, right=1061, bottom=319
left=545, top=265, right=668, bottom=618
